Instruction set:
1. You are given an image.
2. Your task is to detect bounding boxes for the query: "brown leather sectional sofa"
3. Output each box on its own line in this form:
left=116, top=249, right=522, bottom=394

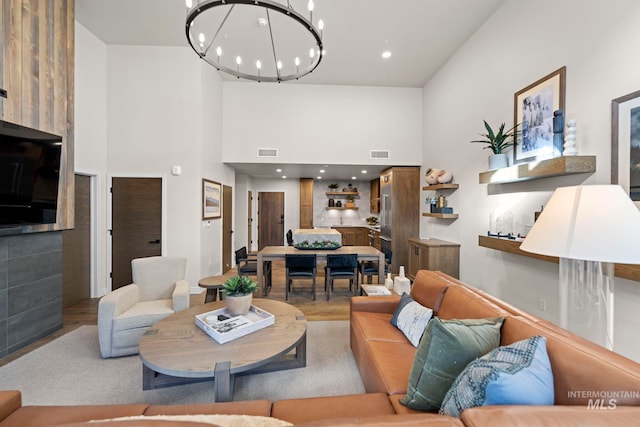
left=2, top=270, right=640, bottom=426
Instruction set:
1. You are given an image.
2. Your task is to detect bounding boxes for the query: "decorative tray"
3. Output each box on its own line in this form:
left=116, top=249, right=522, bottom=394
left=361, top=285, right=392, bottom=296
left=195, top=305, right=275, bottom=344
left=294, top=240, right=341, bottom=250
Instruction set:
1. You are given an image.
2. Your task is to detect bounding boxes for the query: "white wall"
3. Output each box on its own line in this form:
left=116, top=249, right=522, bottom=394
left=234, top=174, right=252, bottom=251
left=248, top=179, right=301, bottom=248
left=75, top=28, right=228, bottom=291
left=199, top=61, right=231, bottom=278
left=420, top=0, right=640, bottom=361
left=222, top=83, right=422, bottom=166
left=74, top=22, right=108, bottom=296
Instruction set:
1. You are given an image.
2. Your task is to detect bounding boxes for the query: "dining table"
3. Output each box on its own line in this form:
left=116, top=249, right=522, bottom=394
left=256, top=245, right=385, bottom=296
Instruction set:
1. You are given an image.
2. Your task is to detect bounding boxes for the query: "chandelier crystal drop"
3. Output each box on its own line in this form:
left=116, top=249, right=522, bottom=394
left=185, top=0, right=325, bottom=83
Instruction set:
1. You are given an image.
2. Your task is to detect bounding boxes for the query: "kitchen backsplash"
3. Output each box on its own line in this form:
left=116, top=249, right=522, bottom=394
left=312, top=180, right=377, bottom=227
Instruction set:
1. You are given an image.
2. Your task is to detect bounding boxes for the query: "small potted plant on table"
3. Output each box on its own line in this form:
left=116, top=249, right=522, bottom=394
left=222, top=275, right=257, bottom=316
left=471, top=120, right=520, bottom=170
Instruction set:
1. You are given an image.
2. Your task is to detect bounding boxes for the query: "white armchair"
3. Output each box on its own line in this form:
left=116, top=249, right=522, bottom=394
left=98, top=256, right=190, bottom=358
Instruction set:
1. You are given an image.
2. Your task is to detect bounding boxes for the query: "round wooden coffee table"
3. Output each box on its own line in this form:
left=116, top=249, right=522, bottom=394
left=138, top=299, right=307, bottom=402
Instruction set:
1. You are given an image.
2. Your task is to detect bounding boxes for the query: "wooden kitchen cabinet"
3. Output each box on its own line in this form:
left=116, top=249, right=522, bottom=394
left=380, top=167, right=420, bottom=274
left=370, top=178, right=380, bottom=213
left=369, top=229, right=381, bottom=250
left=332, top=227, right=369, bottom=246
left=299, top=178, right=314, bottom=229
left=407, top=237, right=460, bottom=280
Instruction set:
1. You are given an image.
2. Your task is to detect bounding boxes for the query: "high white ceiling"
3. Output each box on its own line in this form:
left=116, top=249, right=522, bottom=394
left=75, top=0, right=505, bottom=179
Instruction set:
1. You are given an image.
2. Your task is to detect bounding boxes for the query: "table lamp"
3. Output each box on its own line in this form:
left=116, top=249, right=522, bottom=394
left=520, top=185, right=640, bottom=350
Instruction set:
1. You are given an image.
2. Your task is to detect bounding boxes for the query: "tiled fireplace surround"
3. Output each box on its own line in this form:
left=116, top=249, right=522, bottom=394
left=0, top=232, right=63, bottom=358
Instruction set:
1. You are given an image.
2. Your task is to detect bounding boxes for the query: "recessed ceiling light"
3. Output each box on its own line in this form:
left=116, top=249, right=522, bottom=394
left=317, top=176, right=322, bottom=179
left=276, top=168, right=282, bottom=172
left=282, top=175, right=287, bottom=179
left=319, top=169, right=325, bottom=173
left=381, top=51, right=392, bottom=59
left=351, top=176, right=357, bottom=180
left=361, top=170, right=367, bottom=174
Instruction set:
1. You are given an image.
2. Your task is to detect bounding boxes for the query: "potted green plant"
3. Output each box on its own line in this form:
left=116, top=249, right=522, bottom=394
left=222, top=275, right=257, bottom=316
left=471, top=120, right=520, bottom=170
left=328, top=183, right=339, bottom=191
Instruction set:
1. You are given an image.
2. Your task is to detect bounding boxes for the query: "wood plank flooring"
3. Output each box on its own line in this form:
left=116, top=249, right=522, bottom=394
left=0, top=260, right=355, bottom=368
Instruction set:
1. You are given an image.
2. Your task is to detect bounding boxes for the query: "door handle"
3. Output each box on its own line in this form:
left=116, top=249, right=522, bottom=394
left=148, top=239, right=161, bottom=244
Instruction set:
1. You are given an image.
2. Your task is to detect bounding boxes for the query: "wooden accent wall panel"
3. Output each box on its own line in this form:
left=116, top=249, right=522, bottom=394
left=0, top=0, right=75, bottom=231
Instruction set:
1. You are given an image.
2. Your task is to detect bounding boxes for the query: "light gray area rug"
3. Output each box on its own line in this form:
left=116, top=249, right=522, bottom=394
left=0, top=321, right=365, bottom=406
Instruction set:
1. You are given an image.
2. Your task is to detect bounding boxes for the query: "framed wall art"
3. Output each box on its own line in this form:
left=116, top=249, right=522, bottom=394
left=202, top=178, right=222, bottom=219
left=513, top=66, right=566, bottom=164
left=611, top=89, right=640, bottom=205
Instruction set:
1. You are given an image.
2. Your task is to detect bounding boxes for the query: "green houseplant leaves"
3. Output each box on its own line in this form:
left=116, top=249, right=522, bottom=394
left=471, top=121, right=520, bottom=154
left=223, top=275, right=258, bottom=296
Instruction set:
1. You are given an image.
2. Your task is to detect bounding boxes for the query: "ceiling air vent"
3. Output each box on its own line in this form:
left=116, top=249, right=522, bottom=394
left=257, top=148, right=278, bottom=158
left=370, top=150, right=390, bottom=160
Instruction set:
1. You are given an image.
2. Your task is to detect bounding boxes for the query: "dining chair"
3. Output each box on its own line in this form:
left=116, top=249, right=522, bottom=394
left=325, top=254, right=359, bottom=300
left=235, top=246, right=272, bottom=293
left=235, top=246, right=257, bottom=277
left=359, top=247, right=392, bottom=284
left=285, top=254, right=317, bottom=301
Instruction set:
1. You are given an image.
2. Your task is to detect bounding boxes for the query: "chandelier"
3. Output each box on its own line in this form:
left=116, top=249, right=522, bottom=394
left=185, top=0, right=325, bottom=82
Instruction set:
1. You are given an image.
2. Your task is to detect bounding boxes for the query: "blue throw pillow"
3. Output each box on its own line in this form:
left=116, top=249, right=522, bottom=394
left=440, top=335, right=554, bottom=417
left=390, top=293, right=433, bottom=347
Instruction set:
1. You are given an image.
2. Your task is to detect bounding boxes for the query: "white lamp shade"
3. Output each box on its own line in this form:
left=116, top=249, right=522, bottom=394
left=520, top=185, right=640, bottom=264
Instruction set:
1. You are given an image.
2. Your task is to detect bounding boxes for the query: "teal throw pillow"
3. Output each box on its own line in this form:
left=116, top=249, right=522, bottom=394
left=400, top=316, right=504, bottom=412
left=440, top=335, right=554, bottom=417
left=390, top=293, right=434, bottom=347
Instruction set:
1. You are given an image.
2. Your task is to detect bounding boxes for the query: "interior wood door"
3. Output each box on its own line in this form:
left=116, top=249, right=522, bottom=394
left=62, top=174, right=91, bottom=307
left=111, top=177, right=162, bottom=289
left=258, top=192, right=284, bottom=250
left=222, top=185, right=233, bottom=273
left=247, top=191, right=253, bottom=250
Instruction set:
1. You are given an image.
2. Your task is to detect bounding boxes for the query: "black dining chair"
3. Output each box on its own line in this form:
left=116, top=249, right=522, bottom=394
left=285, top=254, right=317, bottom=301
left=235, top=246, right=257, bottom=277
left=325, top=254, right=359, bottom=300
left=234, top=246, right=272, bottom=295
left=359, top=247, right=392, bottom=284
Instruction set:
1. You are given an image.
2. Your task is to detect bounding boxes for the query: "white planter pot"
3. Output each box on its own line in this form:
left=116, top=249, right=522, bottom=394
left=226, top=293, right=253, bottom=316
left=488, top=153, right=509, bottom=170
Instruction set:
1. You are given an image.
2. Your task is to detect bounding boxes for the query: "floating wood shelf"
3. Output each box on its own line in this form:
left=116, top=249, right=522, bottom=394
left=478, top=156, right=596, bottom=184
left=326, top=192, right=359, bottom=197
left=478, top=235, right=640, bottom=282
left=326, top=207, right=359, bottom=210
left=422, top=183, right=459, bottom=191
left=422, top=213, right=458, bottom=219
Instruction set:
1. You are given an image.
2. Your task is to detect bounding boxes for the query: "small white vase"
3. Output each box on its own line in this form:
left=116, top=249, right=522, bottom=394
left=437, top=170, right=453, bottom=184
left=488, top=153, right=509, bottom=170
left=226, top=293, right=253, bottom=316
left=424, top=168, right=441, bottom=185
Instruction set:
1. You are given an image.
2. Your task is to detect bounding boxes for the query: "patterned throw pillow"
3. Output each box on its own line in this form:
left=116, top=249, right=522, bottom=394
left=400, top=316, right=504, bottom=412
left=440, top=335, right=554, bottom=417
left=390, top=293, right=434, bottom=346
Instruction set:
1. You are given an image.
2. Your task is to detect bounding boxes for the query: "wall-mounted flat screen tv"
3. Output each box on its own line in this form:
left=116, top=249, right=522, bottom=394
left=0, top=120, right=63, bottom=230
